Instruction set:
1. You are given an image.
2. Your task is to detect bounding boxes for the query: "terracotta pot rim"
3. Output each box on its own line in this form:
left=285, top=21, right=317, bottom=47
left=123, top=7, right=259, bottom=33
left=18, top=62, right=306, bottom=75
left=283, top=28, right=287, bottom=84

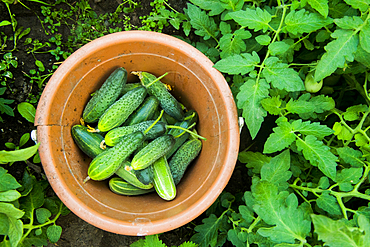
left=36, top=31, right=240, bottom=235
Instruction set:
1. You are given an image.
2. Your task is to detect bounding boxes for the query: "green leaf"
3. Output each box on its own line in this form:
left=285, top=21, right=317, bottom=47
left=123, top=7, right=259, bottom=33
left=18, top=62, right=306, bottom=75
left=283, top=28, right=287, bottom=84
left=295, top=135, right=337, bottom=180
left=283, top=9, right=333, bottom=35
left=219, top=30, right=251, bottom=58
left=236, top=78, right=270, bottom=139
left=360, top=21, right=370, bottom=53
left=334, top=16, right=363, bottom=30
left=227, top=229, right=245, bottom=247
left=20, top=182, right=45, bottom=220
left=337, top=146, right=364, bottom=167
left=0, top=213, right=9, bottom=235
left=0, top=190, right=21, bottom=202
left=36, top=208, right=52, bottom=224
left=239, top=205, right=254, bottom=224
left=255, top=35, right=271, bottom=45
left=318, top=176, right=330, bottom=189
left=0, top=143, right=40, bottom=164
left=19, top=133, right=30, bottom=148
left=335, top=167, right=363, bottom=185
left=47, top=225, right=62, bottom=243
left=343, top=0, right=370, bottom=12
left=343, top=104, right=369, bottom=121
left=268, top=41, right=291, bottom=55
left=7, top=216, right=23, bottom=247
left=333, top=122, right=353, bottom=141
left=238, top=151, right=271, bottom=173
left=17, top=102, right=36, bottom=123
left=261, top=96, right=282, bottom=115
left=0, top=21, right=12, bottom=27
left=21, top=237, right=48, bottom=247
left=315, top=29, right=359, bottom=81
left=311, top=214, right=369, bottom=246
left=131, top=239, right=145, bottom=247
left=261, top=150, right=292, bottom=189
left=316, top=192, right=342, bottom=216
left=291, top=119, right=334, bottom=139
left=227, top=8, right=272, bottom=32
left=253, top=181, right=311, bottom=244
left=262, top=57, right=305, bottom=92
left=178, top=241, right=198, bottom=247
left=185, top=3, right=219, bottom=40
left=188, top=0, right=226, bottom=16
left=190, top=214, right=227, bottom=247
left=307, top=0, right=329, bottom=18
left=0, top=167, right=21, bottom=192
left=214, top=52, right=260, bottom=75
left=0, top=202, right=24, bottom=219
left=264, top=117, right=296, bottom=154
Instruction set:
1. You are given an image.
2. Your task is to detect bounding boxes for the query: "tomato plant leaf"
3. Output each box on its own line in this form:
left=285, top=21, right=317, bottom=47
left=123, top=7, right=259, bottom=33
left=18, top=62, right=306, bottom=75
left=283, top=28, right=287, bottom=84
left=36, top=208, right=52, bottom=224
left=46, top=225, right=62, bottom=243
left=261, top=96, right=282, bottom=115
left=295, top=135, right=337, bottom=180
left=335, top=167, right=363, bottom=185
left=268, top=41, right=291, bottom=55
left=190, top=214, right=227, bottom=247
left=337, top=146, right=364, bottom=167
left=238, top=151, right=271, bottom=174
left=283, top=9, right=333, bottom=35
left=315, top=29, right=359, bottom=81
left=227, top=8, right=272, bottom=32
left=219, top=29, right=251, bottom=58
left=316, top=192, right=342, bottom=216
left=334, top=16, right=363, bottom=30
left=236, top=78, right=270, bottom=139
left=307, top=0, right=329, bottom=18
left=262, top=57, right=305, bottom=92
left=0, top=167, right=21, bottom=192
left=343, top=0, right=370, bottom=12
left=185, top=3, right=219, bottom=40
left=7, top=216, right=23, bottom=247
left=0, top=190, right=21, bottom=202
left=291, top=119, right=334, bottom=139
left=264, top=118, right=296, bottom=154
left=261, top=150, right=292, bottom=189
left=19, top=182, right=44, bottom=220
left=214, top=52, right=260, bottom=75
left=359, top=21, right=370, bottom=53
left=255, top=35, right=271, bottom=45
left=188, top=0, right=226, bottom=16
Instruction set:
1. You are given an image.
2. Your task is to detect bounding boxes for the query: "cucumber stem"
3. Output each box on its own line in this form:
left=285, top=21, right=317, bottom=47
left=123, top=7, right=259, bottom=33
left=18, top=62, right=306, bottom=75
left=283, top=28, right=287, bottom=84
left=100, top=140, right=106, bottom=150
left=83, top=176, right=91, bottom=184
left=145, top=72, right=169, bottom=88
left=80, top=118, right=85, bottom=126
left=167, top=124, right=206, bottom=140
left=173, top=122, right=196, bottom=138
left=87, top=125, right=100, bottom=133
left=143, top=110, right=164, bottom=135
left=184, top=112, right=196, bottom=121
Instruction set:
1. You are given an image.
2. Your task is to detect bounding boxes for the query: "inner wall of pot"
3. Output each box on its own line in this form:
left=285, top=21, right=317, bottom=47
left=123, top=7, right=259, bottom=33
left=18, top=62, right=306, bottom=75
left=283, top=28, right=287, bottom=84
left=59, top=54, right=226, bottom=220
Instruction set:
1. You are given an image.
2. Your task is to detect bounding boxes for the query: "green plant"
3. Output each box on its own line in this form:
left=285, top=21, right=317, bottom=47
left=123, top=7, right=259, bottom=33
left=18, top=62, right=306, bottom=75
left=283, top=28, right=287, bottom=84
left=0, top=87, right=14, bottom=121
left=130, top=234, right=197, bottom=247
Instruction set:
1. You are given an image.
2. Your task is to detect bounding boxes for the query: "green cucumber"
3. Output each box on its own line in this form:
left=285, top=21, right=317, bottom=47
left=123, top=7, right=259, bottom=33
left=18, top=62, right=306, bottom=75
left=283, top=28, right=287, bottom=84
left=104, top=121, right=166, bottom=146
left=71, top=125, right=106, bottom=158
left=133, top=71, right=184, bottom=121
left=124, top=96, right=159, bottom=126
left=166, top=110, right=198, bottom=158
left=83, top=67, right=127, bottom=123
left=97, top=86, right=147, bottom=132
left=87, top=131, right=144, bottom=181
left=153, top=156, right=176, bottom=201
left=115, top=161, right=153, bottom=189
left=120, top=82, right=141, bottom=96
left=131, top=134, right=175, bottom=170
left=134, top=165, right=154, bottom=185
left=109, top=177, right=154, bottom=196
left=169, top=138, right=202, bottom=185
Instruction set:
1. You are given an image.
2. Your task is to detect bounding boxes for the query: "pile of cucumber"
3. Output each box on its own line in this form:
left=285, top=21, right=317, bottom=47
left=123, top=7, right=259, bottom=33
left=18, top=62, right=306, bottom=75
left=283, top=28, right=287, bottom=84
left=71, top=67, right=204, bottom=201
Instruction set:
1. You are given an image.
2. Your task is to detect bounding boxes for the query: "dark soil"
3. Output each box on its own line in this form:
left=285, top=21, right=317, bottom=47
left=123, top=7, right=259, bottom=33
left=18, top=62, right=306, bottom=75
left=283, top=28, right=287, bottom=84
left=0, top=1, right=259, bottom=246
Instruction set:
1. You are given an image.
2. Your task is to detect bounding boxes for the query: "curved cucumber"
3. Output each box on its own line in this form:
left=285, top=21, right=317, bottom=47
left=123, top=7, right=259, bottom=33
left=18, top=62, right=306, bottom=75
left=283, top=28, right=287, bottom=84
left=134, top=165, right=154, bottom=185
left=71, top=125, right=106, bottom=158
left=115, top=161, right=153, bottom=189
left=153, top=156, right=176, bottom=201
left=109, top=177, right=154, bottom=196
left=131, top=134, right=175, bottom=170
left=87, top=131, right=144, bottom=181
left=124, top=96, right=159, bottom=126
left=104, top=121, right=166, bottom=146
left=133, top=71, right=184, bottom=121
left=83, top=67, right=127, bottom=123
left=169, top=138, right=202, bottom=185
left=98, top=86, right=147, bottom=132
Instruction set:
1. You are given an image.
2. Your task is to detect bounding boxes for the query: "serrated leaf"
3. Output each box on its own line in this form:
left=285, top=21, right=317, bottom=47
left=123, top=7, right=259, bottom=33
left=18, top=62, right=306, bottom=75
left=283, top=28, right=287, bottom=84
left=311, top=214, right=370, bottom=246
left=186, top=3, right=219, bottom=40
left=253, top=181, right=311, bottom=243
left=333, top=122, right=353, bottom=141
left=239, top=205, right=254, bottom=224
left=237, top=78, right=270, bottom=139
left=227, top=229, right=245, bottom=247
left=190, top=214, right=226, bottom=247
left=344, top=0, right=370, bottom=12
left=284, top=9, right=333, bottom=35
left=337, top=146, right=364, bottom=167
left=307, top=0, right=329, bottom=18
left=295, top=135, right=337, bottom=179
left=262, top=57, right=304, bottom=92
left=17, top=102, right=36, bottom=123
left=315, top=29, right=359, bottom=81
left=227, top=8, right=272, bottom=32
left=286, top=98, right=315, bottom=115
left=261, top=96, right=282, bottom=115
left=214, top=52, right=260, bottom=75
left=335, top=167, right=363, bottom=185
left=238, top=151, right=271, bottom=173
left=219, top=30, right=251, bottom=58
left=334, top=16, right=363, bottom=30
left=268, top=41, right=291, bottom=55
left=178, top=241, right=198, bottom=247
left=291, top=119, right=334, bottom=139
left=188, top=0, right=226, bottom=16
left=264, top=118, right=296, bottom=154
left=343, top=104, right=369, bottom=121
left=360, top=21, right=370, bottom=53
left=0, top=167, right=21, bottom=192
left=47, top=225, right=62, bottom=243
left=261, top=150, right=292, bottom=188
left=316, top=192, right=342, bottom=216
left=20, top=182, right=44, bottom=219
left=219, top=0, right=244, bottom=11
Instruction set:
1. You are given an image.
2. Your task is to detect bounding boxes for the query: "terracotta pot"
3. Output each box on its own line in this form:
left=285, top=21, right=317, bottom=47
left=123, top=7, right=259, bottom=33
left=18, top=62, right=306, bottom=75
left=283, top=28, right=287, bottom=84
left=35, top=31, right=239, bottom=236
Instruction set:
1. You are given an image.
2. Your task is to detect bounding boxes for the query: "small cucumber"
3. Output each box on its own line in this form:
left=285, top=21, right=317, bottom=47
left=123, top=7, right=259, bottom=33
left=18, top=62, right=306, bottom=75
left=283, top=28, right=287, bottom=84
left=153, top=156, right=176, bottom=201
left=120, top=82, right=141, bottom=96
left=134, top=165, right=154, bottom=185
left=169, top=138, right=202, bottom=185
left=131, top=134, right=175, bottom=170
left=124, top=96, right=159, bottom=126
left=133, top=71, right=184, bottom=121
left=87, top=131, right=144, bottom=181
left=115, top=161, right=153, bottom=189
left=97, top=86, right=147, bottom=132
left=109, top=177, right=154, bottom=196
left=104, top=121, right=166, bottom=146
left=71, top=125, right=106, bottom=158
left=83, top=67, right=127, bottom=123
